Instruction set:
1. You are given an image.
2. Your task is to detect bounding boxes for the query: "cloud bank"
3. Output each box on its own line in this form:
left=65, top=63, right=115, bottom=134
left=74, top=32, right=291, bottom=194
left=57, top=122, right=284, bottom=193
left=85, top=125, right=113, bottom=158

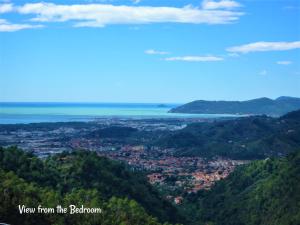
left=15, top=2, right=243, bottom=27
left=0, top=1, right=244, bottom=31
left=0, top=18, right=43, bottom=31
left=202, top=0, right=241, bottom=10
left=227, top=41, right=300, bottom=53
left=164, top=56, right=224, bottom=62
left=0, top=3, right=13, bottom=13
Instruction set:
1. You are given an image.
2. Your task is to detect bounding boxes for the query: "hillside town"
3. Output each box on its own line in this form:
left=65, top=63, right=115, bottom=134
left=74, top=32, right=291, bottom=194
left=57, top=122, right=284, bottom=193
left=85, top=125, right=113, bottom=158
left=98, top=145, right=246, bottom=202
left=0, top=118, right=247, bottom=203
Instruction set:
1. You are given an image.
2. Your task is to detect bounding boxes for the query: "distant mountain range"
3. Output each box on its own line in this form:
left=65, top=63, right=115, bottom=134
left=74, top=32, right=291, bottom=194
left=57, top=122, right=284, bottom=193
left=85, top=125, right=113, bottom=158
left=169, top=96, right=300, bottom=116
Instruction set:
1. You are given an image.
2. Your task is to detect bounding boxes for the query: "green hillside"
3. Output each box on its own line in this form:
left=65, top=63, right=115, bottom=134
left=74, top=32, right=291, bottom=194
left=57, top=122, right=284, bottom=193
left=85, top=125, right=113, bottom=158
left=169, top=96, right=300, bottom=116
left=1, top=111, right=300, bottom=225
left=159, top=110, right=300, bottom=159
left=0, top=147, right=184, bottom=225
left=181, top=150, right=300, bottom=225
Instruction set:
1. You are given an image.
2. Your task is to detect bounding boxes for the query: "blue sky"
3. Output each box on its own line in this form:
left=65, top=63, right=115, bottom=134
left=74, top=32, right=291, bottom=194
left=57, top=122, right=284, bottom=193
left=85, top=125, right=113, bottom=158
left=0, top=0, right=299, bottom=103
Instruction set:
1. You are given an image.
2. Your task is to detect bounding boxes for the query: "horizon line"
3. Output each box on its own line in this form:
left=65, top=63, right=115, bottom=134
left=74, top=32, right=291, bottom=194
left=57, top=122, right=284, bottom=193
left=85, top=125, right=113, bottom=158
left=0, top=96, right=299, bottom=104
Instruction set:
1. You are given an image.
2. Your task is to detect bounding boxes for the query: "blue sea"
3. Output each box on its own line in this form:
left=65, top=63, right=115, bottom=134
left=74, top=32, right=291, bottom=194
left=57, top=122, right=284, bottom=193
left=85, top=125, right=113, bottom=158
left=0, top=102, right=239, bottom=124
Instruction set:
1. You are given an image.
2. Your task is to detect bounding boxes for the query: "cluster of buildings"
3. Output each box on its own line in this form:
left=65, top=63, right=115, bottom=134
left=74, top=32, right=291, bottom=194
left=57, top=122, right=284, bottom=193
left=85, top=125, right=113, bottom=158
left=0, top=118, right=198, bottom=156
left=98, top=145, right=247, bottom=202
left=0, top=119, right=247, bottom=203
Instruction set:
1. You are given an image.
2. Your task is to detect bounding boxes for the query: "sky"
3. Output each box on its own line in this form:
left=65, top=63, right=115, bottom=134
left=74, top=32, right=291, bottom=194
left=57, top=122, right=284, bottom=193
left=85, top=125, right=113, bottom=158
left=0, top=0, right=299, bottom=103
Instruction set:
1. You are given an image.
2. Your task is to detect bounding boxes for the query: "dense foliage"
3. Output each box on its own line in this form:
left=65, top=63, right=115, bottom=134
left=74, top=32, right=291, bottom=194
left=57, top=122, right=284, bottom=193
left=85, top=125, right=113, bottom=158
left=182, top=150, right=300, bottom=225
left=159, top=110, right=300, bottom=159
left=1, top=110, right=300, bottom=225
left=0, top=147, right=184, bottom=225
left=170, top=96, right=300, bottom=116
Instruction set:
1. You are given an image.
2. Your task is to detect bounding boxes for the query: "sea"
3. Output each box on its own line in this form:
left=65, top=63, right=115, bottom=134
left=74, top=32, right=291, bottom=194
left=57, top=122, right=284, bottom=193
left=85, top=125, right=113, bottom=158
left=0, top=102, right=239, bottom=124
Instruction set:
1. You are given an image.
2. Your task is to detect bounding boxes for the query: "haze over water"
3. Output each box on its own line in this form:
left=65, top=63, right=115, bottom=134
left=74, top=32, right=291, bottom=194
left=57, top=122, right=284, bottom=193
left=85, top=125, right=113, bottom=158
left=0, top=102, right=239, bottom=124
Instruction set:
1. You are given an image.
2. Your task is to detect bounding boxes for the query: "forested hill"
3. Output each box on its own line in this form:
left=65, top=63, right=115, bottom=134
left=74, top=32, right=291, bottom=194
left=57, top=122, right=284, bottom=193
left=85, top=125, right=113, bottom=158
left=0, top=147, right=185, bottom=225
left=158, top=109, right=300, bottom=159
left=169, top=96, right=300, bottom=116
left=182, top=150, right=300, bottom=225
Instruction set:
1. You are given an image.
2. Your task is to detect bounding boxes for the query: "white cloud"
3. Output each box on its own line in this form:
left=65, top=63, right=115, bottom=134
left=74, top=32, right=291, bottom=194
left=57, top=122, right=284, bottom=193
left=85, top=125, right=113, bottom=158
left=0, top=3, right=13, bottom=13
left=202, top=0, right=241, bottom=10
left=0, top=18, right=43, bottom=32
left=227, top=52, right=239, bottom=57
left=132, top=0, right=141, bottom=4
left=164, top=55, right=224, bottom=62
left=277, top=61, right=292, bottom=65
left=227, top=41, right=300, bottom=53
left=16, top=2, right=244, bottom=27
left=259, top=70, right=267, bottom=76
left=84, top=0, right=115, bottom=2
left=145, top=49, right=169, bottom=55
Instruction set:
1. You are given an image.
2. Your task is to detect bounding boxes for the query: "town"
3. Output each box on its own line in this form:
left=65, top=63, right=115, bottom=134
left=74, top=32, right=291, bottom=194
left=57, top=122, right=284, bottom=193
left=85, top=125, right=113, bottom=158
left=0, top=118, right=247, bottom=203
left=98, top=145, right=246, bottom=203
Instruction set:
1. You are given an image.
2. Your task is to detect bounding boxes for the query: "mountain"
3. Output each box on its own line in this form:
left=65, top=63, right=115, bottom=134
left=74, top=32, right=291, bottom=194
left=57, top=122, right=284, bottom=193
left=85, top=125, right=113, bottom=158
left=0, top=147, right=185, bottom=225
left=281, top=108, right=300, bottom=120
left=158, top=110, right=300, bottom=159
left=182, top=150, right=300, bottom=225
left=169, top=96, right=300, bottom=116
